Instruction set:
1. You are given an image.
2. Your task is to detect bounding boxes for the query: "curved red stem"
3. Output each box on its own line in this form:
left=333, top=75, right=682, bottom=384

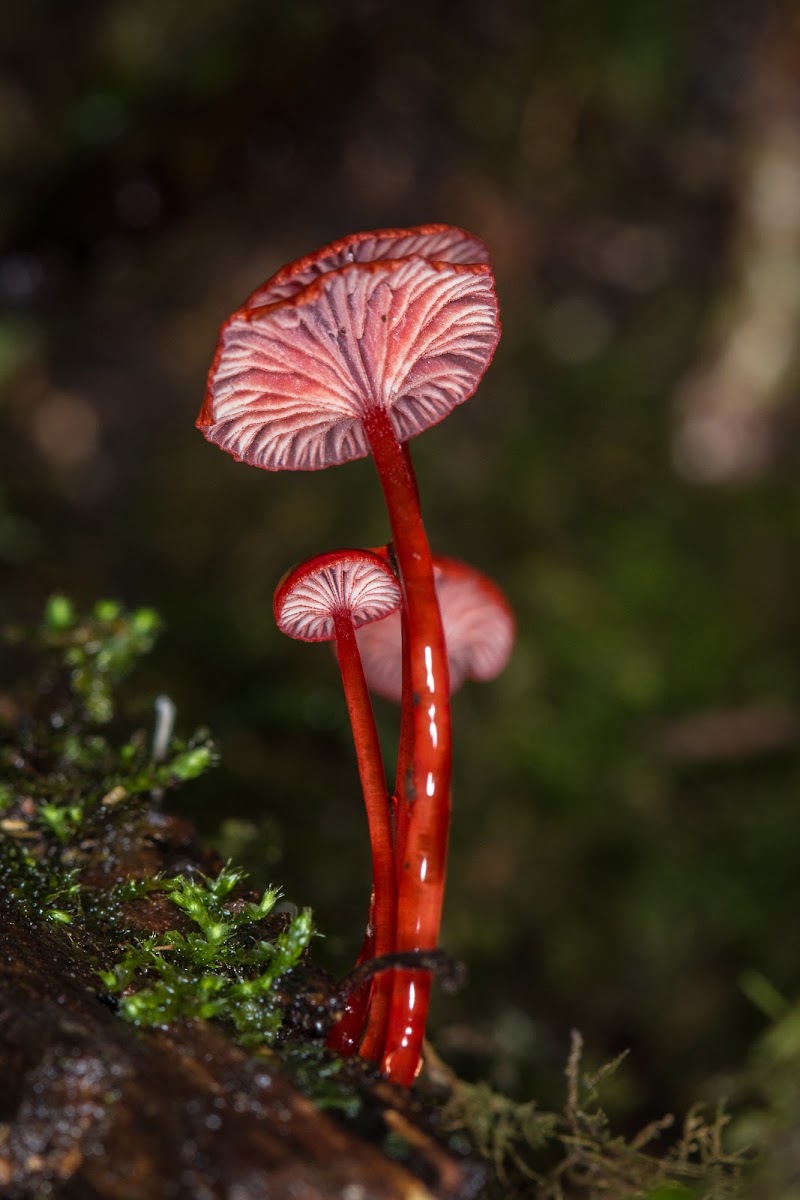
left=326, top=899, right=374, bottom=1056
left=325, top=614, right=396, bottom=1056
left=363, top=406, right=452, bottom=1085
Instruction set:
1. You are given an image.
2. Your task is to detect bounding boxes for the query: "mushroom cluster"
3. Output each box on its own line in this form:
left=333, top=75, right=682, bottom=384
left=198, top=224, right=513, bottom=1086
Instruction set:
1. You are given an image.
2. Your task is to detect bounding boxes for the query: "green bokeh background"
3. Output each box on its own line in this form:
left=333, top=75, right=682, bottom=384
left=2, top=0, right=799, bottom=1123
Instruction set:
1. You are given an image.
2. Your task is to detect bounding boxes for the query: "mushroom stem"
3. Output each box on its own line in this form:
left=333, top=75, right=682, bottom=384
left=326, top=900, right=375, bottom=1055
left=274, top=548, right=402, bottom=1063
left=362, top=405, right=452, bottom=1085
left=334, top=612, right=397, bottom=965
left=326, top=612, right=396, bottom=1058
left=393, top=605, right=415, bottom=883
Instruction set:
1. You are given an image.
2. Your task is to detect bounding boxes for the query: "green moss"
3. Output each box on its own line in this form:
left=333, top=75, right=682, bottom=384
left=100, top=865, right=313, bottom=1043
left=0, top=838, right=82, bottom=926
left=1, top=597, right=218, bottom=846
left=274, top=1042, right=363, bottom=1118
left=0, top=597, right=313, bottom=1051
left=38, top=800, right=84, bottom=843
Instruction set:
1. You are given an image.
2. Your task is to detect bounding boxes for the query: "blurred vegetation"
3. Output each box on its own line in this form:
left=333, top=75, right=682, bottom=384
left=2, top=0, right=800, bottom=1170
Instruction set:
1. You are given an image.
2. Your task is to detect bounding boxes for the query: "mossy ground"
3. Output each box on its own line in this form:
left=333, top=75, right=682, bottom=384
left=0, top=599, right=320, bottom=1050
left=6, top=598, right=796, bottom=1199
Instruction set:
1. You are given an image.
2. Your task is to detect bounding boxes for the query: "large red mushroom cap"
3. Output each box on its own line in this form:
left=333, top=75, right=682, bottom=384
left=274, top=548, right=401, bottom=643
left=355, top=556, right=515, bottom=701
left=198, top=225, right=500, bottom=471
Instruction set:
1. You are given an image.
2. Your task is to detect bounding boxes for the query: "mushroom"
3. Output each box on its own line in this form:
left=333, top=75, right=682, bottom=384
left=355, top=553, right=515, bottom=1021
left=199, top=225, right=500, bottom=1084
left=273, top=546, right=401, bottom=1051
left=355, top=556, right=516, bottom=703
left=344, top=554, right=515, bottom=1071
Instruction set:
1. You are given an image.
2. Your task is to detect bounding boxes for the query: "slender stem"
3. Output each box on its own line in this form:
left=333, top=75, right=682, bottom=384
left=363, top=406, right=452, bottom=1086
left=334, top=613, right=396, bottom=963
left=326, top=614, right=396, bottom=1057
left=326, top=900, right=374, bottom=1056
left=357, top=943, right=392, bottom=1059
left=393, top=604, right=414, bottom=887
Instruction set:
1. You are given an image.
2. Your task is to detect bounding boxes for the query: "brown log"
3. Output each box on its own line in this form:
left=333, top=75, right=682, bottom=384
left=0, top=815, right=486, bottom=1200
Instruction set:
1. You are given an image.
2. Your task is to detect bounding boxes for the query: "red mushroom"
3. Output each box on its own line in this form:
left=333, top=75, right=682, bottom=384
left=273, top=547, right=401, bottom=1053
left=351, top=555, right=515, bottom=1064
left=355, top=556, right=516, bottom=703
left=199, top=225, right=500, bottom=1084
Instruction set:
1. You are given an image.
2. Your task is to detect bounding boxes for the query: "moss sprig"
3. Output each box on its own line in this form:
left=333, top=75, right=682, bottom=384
left=99, top=865, right=313, bottom=1044
left=40, top=595, right=162, bottom=724
left=0, top=596, right=218, bottom=856
left=436, top=1032, right=748, bottom=1199
left=0, top=837, right=82, bottom=926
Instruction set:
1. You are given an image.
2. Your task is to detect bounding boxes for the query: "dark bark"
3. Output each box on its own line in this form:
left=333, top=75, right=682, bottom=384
left=0, top=812, right=486, bottom=1200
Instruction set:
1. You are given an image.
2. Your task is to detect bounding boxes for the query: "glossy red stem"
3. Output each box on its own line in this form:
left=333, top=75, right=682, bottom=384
left=356, top=617, right=414, bottom=1064
left=326, top=899, right=374, bottom=1056
left=393, top=447, right=423, bottom=881
left=363, top=406, right=452, bottom=1086
left=393, top=605, right=414, bottom=878
left=325, top=614, right=396, bottom=1056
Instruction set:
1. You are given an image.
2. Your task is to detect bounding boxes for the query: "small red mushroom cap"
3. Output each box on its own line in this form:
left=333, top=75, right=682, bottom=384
left=274, top=548, right=401, bottom=643
left=355, top=556, right=515, bottom=701
left=198, top=225, right=500, bottom=472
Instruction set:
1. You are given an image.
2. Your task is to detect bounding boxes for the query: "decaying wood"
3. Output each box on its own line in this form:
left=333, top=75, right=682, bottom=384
left=0, top=809, right=487, bottom=1200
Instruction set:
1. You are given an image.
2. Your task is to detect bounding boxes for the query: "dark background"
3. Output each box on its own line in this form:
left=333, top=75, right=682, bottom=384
left=2, top=0, right=800, bottom=1122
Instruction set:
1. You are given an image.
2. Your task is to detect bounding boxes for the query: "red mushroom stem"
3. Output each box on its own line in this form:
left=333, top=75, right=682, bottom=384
left=326, top=615, right=394, bottom=1056
left=362, top=405, right=452, bottom=1084
left=354, top=552, right=517, bottom=1068
left=356, top=718, right=412, bottom=1061
left=326, top=900, right=375, bottom=1056
left=274, top=550, right=399, bottom=1058
left=329, top=611, right=397, bottom=1034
